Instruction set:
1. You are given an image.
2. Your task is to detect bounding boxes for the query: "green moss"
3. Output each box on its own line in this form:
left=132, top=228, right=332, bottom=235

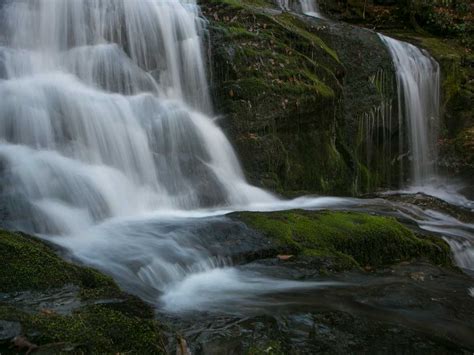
left=275, top=13, right=340, bottom=62
left=0, top=231, right=117, bottom=293
left=26, top=305, right=164, bottom=353
left=0, top=230, right=166, bottom=353
left=236, top=211, right=453, bottom=269
left=205, top=0, right=400, bottom=196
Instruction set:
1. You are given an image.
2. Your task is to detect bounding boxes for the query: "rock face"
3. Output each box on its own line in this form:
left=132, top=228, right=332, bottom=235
left=203, top=0, right=473, bottom=195
left=323, top=0, right=474, bottom=179
left=203, top=0, right=398, bottom=195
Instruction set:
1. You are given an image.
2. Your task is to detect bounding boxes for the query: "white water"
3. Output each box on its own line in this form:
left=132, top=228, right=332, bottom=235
left=379, top=34, right=440, bottom=186
left=0, top=0, right=275, bottom=235
left=299, top=0, right=324, bottom=18
left=378, top=35, right=474, bottom=269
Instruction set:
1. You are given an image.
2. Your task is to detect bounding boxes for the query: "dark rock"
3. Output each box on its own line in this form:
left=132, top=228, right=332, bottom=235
left=165, top=261, right=474, bottom=354
left=0, top=320, right=21, bottom=342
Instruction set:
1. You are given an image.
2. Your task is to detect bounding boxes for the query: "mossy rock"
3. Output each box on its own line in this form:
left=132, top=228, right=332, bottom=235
left=0, top=231, right=116, bottom=293
left=0, top=230, right=166, bottom=353
left=0, top=302, right=165, bottom=354
left=204, top=0, right=401, bottom=195
left=235, top=210, right=453, bottom=270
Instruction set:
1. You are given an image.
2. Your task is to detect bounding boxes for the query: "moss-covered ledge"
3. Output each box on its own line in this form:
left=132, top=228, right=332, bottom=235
left=233, top=210, right=454, bottom=271
left=0, top=230, right=166, bottom=354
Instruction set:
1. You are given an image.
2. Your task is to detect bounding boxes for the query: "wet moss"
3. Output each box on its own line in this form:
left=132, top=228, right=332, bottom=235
left=237, top=210, right=453, bottom=270
left=202, top=0, right=373, bottom=194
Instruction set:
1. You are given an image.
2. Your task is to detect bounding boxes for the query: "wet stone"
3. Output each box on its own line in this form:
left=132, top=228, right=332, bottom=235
left=0, top=320, right=21, bottom=342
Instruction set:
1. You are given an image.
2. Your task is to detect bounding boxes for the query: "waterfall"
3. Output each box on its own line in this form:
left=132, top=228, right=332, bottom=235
left=0, top=0, right=274, bottom=235
left=275, top=0, right=324, bottom=18
left=379, top=34, right=441, bottom=186
left=276, top=0, right=291, bottom=10
left=299, top=0, right=324, bottom=18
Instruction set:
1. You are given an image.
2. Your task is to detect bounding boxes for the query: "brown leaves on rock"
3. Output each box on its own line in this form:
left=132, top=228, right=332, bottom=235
left=277, top=254, right=294, bottom=261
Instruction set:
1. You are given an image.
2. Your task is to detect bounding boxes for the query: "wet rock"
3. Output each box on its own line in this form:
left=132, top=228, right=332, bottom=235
left=203, top=0, right=396, bottom=195
left=166, top=261, right=474, bottom=354
left=409, top=271, right=425, bottom=281
left=381, top=192, right=474, bottom=223
left=0, top=320, right=21, bottom=342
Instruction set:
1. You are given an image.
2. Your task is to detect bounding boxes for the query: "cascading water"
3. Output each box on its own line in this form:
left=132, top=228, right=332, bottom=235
left=0, top=0, right=274, bottom=236
left=379, top=34, right=474, bottom=271
left=378, top=34, right=441, bottom=186
left=0, top=0, right=309, bottom=308
left=299, top=0, right=324, bottom=18
left=276, top=0, right=324, bottom=18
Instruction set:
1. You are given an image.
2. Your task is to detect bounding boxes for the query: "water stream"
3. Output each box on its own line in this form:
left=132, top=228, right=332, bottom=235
left=0, top=0, right=472, bottom=318
left=379, top=34, right=441, bottom=186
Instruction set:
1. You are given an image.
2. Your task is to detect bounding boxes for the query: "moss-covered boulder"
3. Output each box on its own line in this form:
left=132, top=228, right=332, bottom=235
left=0, top=231, right=166, bottom=354
left=234, top=210, right=453, bottom=270
left=204, top=0, right=472, bottom=194
left=203, top=0, right=397, bottom=195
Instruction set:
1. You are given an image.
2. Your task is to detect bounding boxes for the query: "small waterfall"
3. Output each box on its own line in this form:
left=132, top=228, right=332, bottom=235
left=299, top=0, right=324, bottom=18
left=0, top=0, right=274, bottom=235
left=275, top=0, right=324, bottom=18
left=276, top=0, right=291, bottom=10
left=379, top=34, right=441, bottom=186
